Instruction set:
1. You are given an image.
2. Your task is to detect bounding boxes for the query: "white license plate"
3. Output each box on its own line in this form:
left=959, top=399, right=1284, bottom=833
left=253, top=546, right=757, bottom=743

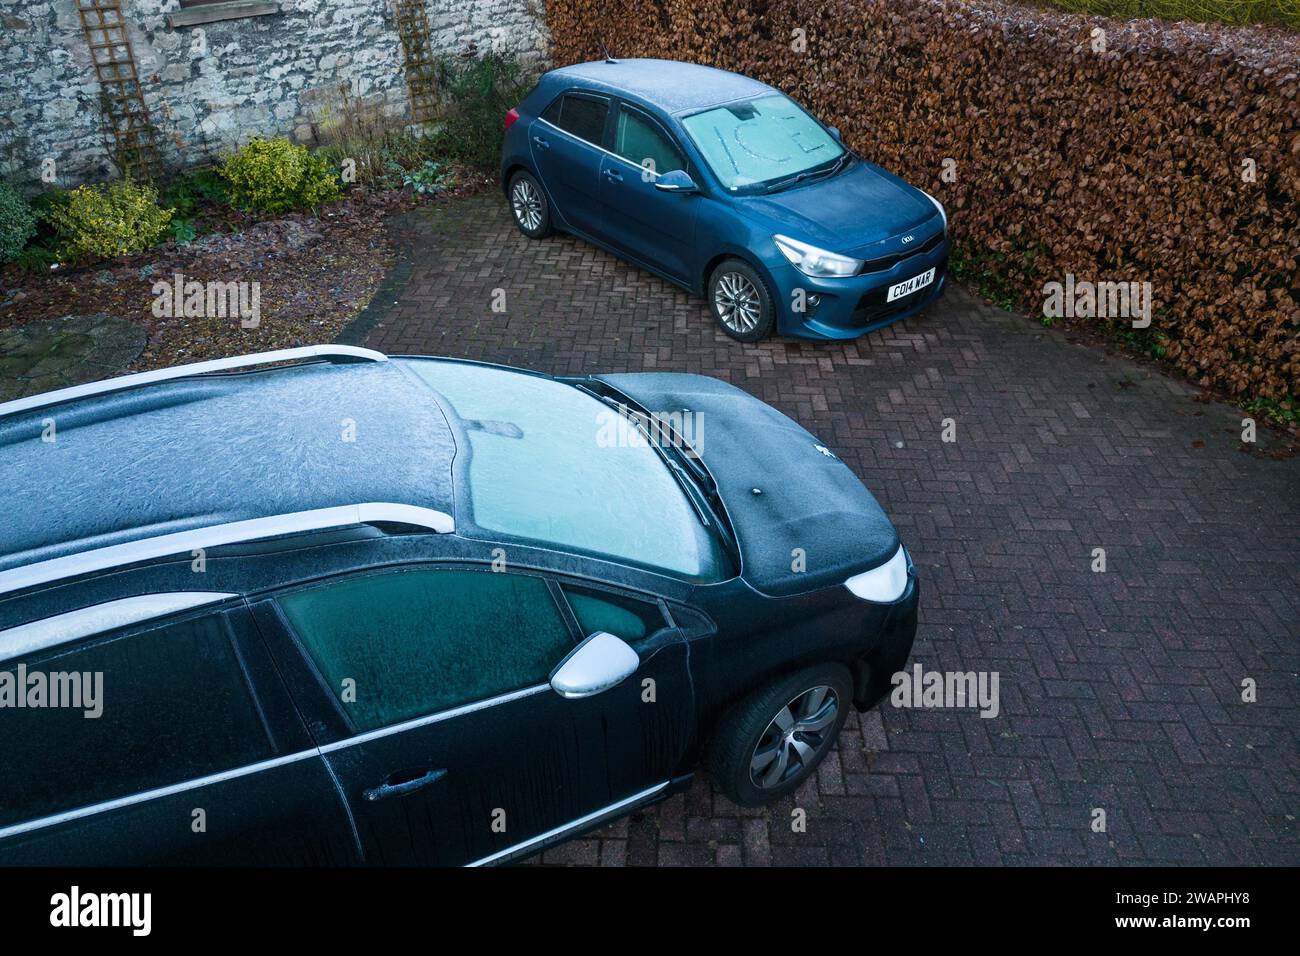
left=886, top=267, right=936, bottom=303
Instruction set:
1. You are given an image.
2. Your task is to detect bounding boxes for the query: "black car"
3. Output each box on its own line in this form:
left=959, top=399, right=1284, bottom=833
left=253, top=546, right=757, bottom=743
left=0, top=345, right=917, bottom=866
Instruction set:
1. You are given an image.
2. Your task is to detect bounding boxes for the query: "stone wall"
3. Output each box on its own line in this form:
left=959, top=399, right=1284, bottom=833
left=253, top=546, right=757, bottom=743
left=0, top=0, right=551, bottom=192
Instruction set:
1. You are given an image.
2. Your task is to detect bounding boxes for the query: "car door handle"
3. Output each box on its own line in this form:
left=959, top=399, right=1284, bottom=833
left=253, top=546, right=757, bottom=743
left=532, top=135, right=550, bottom=150
left=603, top=168, right=623, bottom=182
left=363, top=767, right=447, bottom=802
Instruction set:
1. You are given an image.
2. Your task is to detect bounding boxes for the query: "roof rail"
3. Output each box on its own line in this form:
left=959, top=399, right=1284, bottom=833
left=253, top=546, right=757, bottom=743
left=0, top=502, right=453, bottom=599
left=0, top=345, right=388, bottom=419
left=1, top=592, right=238, bottom=664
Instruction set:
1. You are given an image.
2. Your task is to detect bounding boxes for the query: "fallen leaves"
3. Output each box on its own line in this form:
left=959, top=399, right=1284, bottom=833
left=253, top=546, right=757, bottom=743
left=0, top=179, right=488, bottom=373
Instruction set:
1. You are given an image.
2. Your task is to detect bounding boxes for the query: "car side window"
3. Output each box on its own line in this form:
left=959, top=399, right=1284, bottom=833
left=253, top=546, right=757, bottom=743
left=548, top=93, right=608, bottom=146
left=0, top=611, right=274, bottom=828
left=614, top=107, right=684, bottom=177
left=562, top=585, right=667, bottom=643
left=540, top=95, right=563, bottom=125
left=277, top=568, right=573, bottom=732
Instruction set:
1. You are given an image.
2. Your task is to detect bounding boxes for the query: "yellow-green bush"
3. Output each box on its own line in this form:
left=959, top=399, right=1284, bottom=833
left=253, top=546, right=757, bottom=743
left=221, top=136, right=341, bottom=213
left=43, top=181, right=173, bottom=262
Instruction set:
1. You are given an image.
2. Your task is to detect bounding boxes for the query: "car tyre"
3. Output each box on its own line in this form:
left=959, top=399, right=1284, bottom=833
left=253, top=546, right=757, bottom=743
left=707, top=258, right=775, bottom=342
left=508, top=170, right=552, bottom=239
left=705, top=662, right=852, bottom=806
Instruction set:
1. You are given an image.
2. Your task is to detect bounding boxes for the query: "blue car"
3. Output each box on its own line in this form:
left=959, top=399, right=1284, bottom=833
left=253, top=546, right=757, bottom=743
left=501, top=58, right=950, bottom=342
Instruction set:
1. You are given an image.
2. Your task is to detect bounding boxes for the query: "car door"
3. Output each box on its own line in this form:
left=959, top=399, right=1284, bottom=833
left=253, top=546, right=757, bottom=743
left=253, top=564, right=694, bottom=865
left=598, top=102, right=699, bottom=282
left=0, top=598, right=359, bottom=865
left=531, top=91, right=611, bottom=239
left=552, top=580, right=697, bottom=810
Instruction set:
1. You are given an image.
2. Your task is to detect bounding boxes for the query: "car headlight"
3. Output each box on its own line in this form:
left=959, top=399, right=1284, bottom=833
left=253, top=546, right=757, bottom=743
left=773, top=234, right=862, bottom=278
left=921, top=191, right=947, bottom=237
left=844, top=545, right=909, bottom=603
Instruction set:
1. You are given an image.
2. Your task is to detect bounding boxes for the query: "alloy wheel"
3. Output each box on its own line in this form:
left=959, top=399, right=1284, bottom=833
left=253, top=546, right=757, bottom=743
left=714, top=271, right=762, bottom=334
left=511, top=179, right=542, bottom=231
left=748, top=684, right=839, bottom=789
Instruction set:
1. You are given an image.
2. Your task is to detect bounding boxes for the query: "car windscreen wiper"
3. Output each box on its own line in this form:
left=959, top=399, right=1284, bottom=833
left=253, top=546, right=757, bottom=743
left=763, top=151, right=850, bottom=194
left=655, top=441, right=738, bottom=554
left=764, top=169, right=818, bottom=194
left=568, top=381, right=738, bottom=554
left=619, top=409, right=724, bottom=543
left=663, top=457, right=713, bottom=527
left=821, top=150, right=851, bottom=179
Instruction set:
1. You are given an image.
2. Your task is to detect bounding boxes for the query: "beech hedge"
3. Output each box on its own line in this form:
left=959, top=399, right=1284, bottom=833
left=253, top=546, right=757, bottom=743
left=547, top=0, right=1299, bottom=400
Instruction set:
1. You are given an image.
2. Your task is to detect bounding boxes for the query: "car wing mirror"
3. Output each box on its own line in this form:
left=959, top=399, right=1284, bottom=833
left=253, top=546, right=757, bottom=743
left=549, top=631, right=640, bottom=699
left=828, top=126, right=842, bottom=141
left=654, top=169, right=698, bottom=194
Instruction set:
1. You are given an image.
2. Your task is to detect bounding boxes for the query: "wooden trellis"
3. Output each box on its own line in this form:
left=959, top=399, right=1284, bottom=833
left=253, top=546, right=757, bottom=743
left=393, top=0, right=439, bottom=124
left=76, top=0, right=163, bottom=181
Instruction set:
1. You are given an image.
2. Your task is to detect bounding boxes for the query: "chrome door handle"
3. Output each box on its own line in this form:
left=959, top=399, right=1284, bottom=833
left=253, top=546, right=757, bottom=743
left=532, top=135, right=550, bottom=150
left=363, top=767, right=447, bottom=802
left=603, top=168, right=623, bottom=182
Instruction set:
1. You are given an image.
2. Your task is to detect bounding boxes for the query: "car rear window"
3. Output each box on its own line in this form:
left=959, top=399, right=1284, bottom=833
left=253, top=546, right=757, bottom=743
left=0, top=611, right=272, bottom=827
left=399, top=359, right=727, bottom=581
left=547, top=93, right=608, bottom=146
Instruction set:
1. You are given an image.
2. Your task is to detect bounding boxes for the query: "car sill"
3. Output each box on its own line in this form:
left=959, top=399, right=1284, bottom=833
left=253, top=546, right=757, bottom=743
left=0, top=749, right=320, bottom=842
left=465, top=781, right=669, bottom=867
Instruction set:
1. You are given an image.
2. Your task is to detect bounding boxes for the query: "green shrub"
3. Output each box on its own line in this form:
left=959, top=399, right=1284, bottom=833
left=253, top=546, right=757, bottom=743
left=311, top=83, right=441, bottom=190
left=221, top=136, right=341, bottom=213
left=170, top=217, right=198, bottom=245
left=42, top=180, right=173, bottom=262
left=315, top=128, right=439, bottom=192
left=401, top=159, right=458, bottom=195
left=11, top=191, right=67, bottom=273
left=12, top=243, right=61, bottom=274
left=434, top=53, right=533, bottom=171
left=159, top=167, right=228, bottom=220
left=0, top=182, right=37, bottom=264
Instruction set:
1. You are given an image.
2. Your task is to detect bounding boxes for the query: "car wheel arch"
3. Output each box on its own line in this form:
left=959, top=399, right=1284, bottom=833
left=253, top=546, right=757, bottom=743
left=702, top=660, right=855, bottom=805
left=504, top=164, right=566, bottom=232
left=501, top=162, right=532, bottom=198
left=702, top=249, right=764, bottom=296
left=698, top=651, right=863, bottom=745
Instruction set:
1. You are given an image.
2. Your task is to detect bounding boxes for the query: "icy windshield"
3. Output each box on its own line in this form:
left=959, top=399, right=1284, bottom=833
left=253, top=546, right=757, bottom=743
left=400, top=359, right=727, bottom=580
left=682, top=93, right=843, bottom=191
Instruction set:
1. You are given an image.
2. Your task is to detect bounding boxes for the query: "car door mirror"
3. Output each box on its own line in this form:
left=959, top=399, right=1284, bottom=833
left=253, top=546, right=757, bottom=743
left=654, top=169, right=698, bottom=194
left=549, top=631, right=640, bottom=699
left=828, top=126, right=842, bottom=141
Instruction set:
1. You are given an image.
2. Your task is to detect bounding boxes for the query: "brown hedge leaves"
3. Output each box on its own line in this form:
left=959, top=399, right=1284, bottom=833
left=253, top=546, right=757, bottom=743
left=547, top=0, right=1299, bottom=400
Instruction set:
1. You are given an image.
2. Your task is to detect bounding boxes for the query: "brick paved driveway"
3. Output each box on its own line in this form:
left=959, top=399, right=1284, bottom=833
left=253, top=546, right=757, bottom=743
left=346, top=193, right=1299, bottom=866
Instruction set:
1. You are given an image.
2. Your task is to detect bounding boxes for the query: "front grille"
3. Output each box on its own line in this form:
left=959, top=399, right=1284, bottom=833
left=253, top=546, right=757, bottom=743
left=856, top=231, right=945, bottom=275
left=850, top=255, right=948, bottom=326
